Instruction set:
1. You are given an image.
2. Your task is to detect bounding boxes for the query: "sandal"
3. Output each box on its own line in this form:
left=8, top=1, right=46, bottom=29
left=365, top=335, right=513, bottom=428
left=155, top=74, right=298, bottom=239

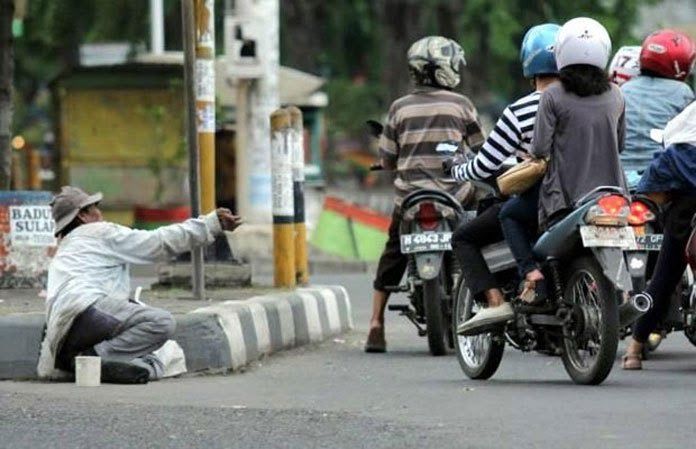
left=364, top=326, right=386, bottom=353
left=518, top=279, right=547, bottom=306
left=621, top=352, right=642, bottom=370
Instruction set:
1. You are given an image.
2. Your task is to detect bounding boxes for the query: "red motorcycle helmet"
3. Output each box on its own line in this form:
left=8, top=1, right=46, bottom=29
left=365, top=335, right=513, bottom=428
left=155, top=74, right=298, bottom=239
left=640, top=29, right=696, bottom=81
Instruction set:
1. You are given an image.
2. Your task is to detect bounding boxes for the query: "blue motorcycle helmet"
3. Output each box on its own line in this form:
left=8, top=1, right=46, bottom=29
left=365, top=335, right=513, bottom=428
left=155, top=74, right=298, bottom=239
left=520, top=23, right=561, bottom=78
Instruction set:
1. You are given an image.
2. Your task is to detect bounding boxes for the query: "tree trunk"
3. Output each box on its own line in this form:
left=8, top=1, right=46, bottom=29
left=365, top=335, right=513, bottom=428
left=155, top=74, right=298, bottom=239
left=0, top=0, right=13, bottom=190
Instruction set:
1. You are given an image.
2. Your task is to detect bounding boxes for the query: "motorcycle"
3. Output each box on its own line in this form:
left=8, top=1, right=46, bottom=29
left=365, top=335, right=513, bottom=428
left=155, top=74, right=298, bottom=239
left=367, top=120, right=462, bottom=355
left=453, top=184, right=651, bottom=385
left=620, top=126, right=696, bottom=354
left=623, top=195, right=696, bottom=355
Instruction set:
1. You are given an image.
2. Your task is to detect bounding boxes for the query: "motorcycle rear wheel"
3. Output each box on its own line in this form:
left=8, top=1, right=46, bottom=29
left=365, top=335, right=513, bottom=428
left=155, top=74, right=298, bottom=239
left=561, top=256, right=619, bottom=385
left=452, top=279, right=504, bottom=379
left=423, top=277, right=449, bottom=356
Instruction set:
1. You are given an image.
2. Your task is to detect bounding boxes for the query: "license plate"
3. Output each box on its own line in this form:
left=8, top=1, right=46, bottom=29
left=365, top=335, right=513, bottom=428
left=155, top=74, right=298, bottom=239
left=400, top=232, right=452, bottom=254
left=635, top=234, right=663, bottom=251
left=580, top=225, right=637, bottom=250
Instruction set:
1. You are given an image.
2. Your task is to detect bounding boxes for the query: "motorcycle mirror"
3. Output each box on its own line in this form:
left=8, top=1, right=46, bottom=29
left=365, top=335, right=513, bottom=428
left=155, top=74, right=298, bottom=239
left=366, top=120, right=384, bottom=138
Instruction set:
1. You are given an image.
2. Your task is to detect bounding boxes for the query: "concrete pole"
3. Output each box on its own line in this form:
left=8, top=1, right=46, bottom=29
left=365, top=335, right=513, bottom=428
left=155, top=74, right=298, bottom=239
left=270, top=108, right=295, bottom=288
left=195, top=0, right=216, bottom=213
left=182, top=0, right=205, bottom=300
left=233, top=0, right=279, bottom=224
left=150, top=0, right=165, bottom=54
left=287, top=106, right=308, bottom=285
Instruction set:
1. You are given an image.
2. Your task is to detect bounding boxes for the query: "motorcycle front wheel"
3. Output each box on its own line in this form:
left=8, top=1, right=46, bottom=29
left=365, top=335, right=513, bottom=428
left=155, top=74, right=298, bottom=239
left=561, top=256, right=619, bottom=385
left=452, top=278, right=504, bottom=379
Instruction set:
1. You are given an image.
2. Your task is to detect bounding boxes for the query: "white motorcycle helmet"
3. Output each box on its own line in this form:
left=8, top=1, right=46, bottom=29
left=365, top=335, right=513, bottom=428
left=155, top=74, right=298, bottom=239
left=407, top=36, right=466, bottom=89
left=555, top=17, right=612, bottom=70
left=608, top=45, right=641, bottom=85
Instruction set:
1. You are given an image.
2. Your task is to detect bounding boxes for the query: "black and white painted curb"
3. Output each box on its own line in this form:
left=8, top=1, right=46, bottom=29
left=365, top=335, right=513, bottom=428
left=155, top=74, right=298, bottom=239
left=0, top=285, right=353, bottom=380
left=178, top=285, right=353, bottom=373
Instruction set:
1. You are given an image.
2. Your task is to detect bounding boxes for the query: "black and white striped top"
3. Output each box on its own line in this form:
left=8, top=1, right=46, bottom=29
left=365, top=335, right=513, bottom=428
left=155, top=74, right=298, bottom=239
left=452, top=91, right=541, bottom=181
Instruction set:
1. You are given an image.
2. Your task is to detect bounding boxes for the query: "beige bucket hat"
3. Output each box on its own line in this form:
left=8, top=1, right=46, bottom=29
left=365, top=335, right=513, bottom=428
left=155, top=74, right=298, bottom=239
left=50, top=186, right=103, bottom=236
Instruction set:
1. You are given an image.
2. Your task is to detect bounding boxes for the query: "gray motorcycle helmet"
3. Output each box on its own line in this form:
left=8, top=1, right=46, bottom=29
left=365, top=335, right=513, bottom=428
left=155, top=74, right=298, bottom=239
left=407, top=36, right=467, bottom=89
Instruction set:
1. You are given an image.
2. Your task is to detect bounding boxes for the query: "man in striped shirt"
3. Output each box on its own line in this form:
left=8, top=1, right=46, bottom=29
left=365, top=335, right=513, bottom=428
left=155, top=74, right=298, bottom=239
left=450, top=24, right=561, bottom=335
left=366, top=36, right=484, bottom=353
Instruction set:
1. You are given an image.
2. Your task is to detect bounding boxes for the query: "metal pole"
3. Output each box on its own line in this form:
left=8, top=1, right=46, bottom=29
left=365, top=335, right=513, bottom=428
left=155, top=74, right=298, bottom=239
left=286, top=106, right=308, bottom=285
left=194, top=0, right=216, bottom=214
left=270, top=108, right=295, bottom=288
left=182, top=0, right=205, bottom=300
left=150, top=0, right=165, bottom=54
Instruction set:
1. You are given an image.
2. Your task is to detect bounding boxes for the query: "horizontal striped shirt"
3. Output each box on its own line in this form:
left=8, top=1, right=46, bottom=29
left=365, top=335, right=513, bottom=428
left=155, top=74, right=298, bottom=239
left=379, top=87, right=485, bottom=206
left=452, top=91, right=541, bottom=181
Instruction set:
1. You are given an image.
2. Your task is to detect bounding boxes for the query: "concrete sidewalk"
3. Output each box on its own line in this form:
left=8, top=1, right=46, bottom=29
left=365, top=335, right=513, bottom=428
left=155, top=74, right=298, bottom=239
left=0, top=285, right=353, bottom=380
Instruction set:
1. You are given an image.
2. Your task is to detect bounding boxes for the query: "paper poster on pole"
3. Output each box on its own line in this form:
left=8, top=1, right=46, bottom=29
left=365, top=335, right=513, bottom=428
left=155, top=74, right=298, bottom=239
left=195, top=59, right=215, bottom=102
left=290, top=130, right=305, bottom=182
left=196, top=103, right=215, bottom=133
left=271, top=131, right=294, bottom=217
left=9, top=206, right=56, bottom=247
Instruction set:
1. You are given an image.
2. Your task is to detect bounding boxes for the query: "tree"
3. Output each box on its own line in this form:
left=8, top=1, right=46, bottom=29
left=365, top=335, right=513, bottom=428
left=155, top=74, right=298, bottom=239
left=0, top=0, right=13, bottom=189
left=280, top=0, right=658, bottom=137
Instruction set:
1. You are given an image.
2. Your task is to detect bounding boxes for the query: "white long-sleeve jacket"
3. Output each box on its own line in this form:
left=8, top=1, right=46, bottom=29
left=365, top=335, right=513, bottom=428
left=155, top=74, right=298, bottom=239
left=37, top=211, right=222, bottom=378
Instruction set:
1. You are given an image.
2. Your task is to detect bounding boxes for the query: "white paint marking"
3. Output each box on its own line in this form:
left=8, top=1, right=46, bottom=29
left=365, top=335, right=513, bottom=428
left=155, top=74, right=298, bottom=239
left=314, top=287, right=341, bottom=334
left=246, top=302, right=271, bottom=355
left=193, top=305, right=247, bottom=370
left=298, top=292, right=323, bottom=342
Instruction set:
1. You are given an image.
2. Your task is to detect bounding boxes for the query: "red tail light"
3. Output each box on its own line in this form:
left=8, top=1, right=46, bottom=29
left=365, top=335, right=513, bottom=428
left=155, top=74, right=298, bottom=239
left=628, top=200, right=656, bottom=226
left=585, top=195, right=630, bottom=226
left=597, top=195, right=628, bottom=216
left=418, top=202, right=439, bottom=231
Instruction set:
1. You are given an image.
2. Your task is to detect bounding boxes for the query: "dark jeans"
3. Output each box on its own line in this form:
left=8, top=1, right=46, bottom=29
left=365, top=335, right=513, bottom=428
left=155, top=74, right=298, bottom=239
left=633, top=195, right=696, bottom=343
left=373, top=208, right=408, bottom=291
left=451, top=202, right=504, bottom=295
left=56, top=305, right=120, bottom=372
left=499, top=183, right=541, bottom=278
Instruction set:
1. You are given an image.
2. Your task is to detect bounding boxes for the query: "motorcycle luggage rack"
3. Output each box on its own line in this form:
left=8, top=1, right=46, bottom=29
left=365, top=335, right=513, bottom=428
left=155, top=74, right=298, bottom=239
left=388, top=304, right=427, bottom=336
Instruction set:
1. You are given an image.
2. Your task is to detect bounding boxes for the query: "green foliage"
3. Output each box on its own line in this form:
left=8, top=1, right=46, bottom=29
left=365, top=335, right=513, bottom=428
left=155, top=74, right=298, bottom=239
left=281, top=0, right=659, bottom=136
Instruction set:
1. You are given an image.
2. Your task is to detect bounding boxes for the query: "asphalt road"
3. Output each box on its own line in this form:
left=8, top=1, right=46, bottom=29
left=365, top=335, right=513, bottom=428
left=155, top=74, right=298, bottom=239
left=3, top=272, right=696, bottom=449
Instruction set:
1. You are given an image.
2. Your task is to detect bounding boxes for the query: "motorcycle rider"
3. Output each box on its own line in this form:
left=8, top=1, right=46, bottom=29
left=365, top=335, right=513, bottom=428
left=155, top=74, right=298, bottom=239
left=445, top=23, right=561, bottom=333
left=458, top=17, right=628, bottom=335
left=621, top=30, right=695, bottom=188
left=365, top=36, right=485, bottom=353
left=608, top=45, right=641, bottom=86
left=38, top=186, right=243, bottom=383
left=623, top=101, right=696, bottom=370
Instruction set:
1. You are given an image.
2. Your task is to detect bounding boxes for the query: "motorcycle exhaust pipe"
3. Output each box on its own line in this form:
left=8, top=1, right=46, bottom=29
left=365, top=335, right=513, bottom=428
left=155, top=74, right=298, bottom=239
left=619, top=292, right=653, bottom=327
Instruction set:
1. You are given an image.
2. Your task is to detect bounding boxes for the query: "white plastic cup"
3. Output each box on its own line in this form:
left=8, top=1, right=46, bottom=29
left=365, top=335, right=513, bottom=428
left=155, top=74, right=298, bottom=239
left=75, top=356, right=101, bottom=387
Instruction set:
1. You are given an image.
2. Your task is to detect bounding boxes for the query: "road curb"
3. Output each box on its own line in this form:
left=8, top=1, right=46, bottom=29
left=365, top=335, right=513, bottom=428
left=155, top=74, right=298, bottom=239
left=0, top=286, right=352, bottom=380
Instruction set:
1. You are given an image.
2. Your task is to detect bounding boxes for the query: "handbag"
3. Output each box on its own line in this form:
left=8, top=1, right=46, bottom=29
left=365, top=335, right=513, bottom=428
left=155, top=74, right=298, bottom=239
left=496, top=158, right=548, bottom=196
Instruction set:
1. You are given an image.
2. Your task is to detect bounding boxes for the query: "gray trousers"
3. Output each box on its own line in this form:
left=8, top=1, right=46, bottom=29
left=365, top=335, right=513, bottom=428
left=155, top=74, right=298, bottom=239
left=57, top=297, right=176, bottom=379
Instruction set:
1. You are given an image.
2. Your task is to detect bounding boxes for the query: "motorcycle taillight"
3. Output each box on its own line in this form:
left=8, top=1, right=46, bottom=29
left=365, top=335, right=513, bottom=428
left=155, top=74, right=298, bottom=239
left=628, top=200, right=656, bottom=226
left=585, top=194, right=630, bottom=226
left=418, top=202, right=439, bottom=231
left=598, top=195, right=628, bottom=216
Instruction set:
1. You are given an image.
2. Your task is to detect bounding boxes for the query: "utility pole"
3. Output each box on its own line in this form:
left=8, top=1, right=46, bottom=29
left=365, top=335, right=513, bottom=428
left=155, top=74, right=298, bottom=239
left=195, top=0, right=216, bottom=214
left=0, top=0, right=14, bottom=190
left=225, top=0, right=279, bottom=224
